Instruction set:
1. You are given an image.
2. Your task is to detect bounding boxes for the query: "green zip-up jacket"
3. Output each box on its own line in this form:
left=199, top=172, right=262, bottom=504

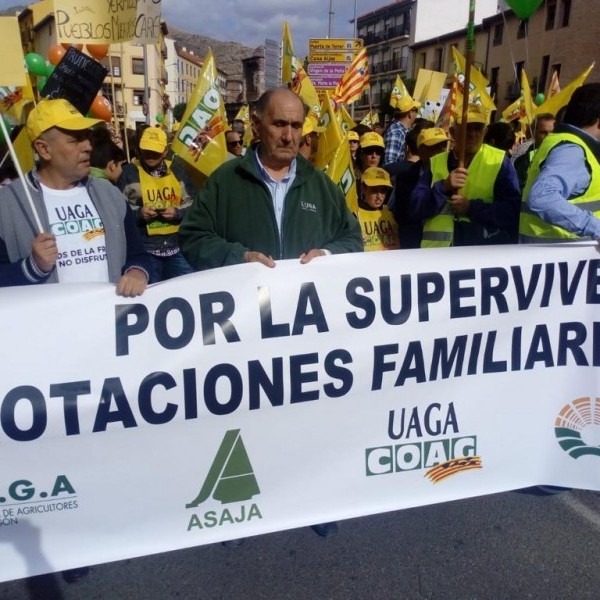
left=179, top=149, right=363, bottom=270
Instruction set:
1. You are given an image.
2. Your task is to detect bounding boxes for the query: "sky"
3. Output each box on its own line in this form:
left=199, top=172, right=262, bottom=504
left=161, top=0, right=386, bottom=56
left=0, top=0, right=387, bottom=56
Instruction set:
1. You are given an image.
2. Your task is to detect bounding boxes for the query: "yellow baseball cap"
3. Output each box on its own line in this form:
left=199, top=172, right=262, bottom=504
left=139, top=127, right=168, bottom=153
left=362, top=167, right=392, bottom=188
left=396, top=97, right=421, bottom=113
left=455, top=104, right=490, bottom=125
left=26, top=98, right=102, bottom=142
left=417, top=127, right=450, bottom=148
left=348, top=130, right=360, bottom=141
left=360, top=131, right=385, bottom=149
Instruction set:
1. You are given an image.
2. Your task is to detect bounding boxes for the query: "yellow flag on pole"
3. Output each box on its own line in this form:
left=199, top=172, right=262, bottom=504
left=536, top=63, right=595, bottom=117
left=451, top=46, right=496, bottom=112
left=337, top=103, right=356, bottom=133
left=389, top=74, right=410, bottom=109
left=360, top=111, right=379, bottom=127
left=546, top=70, right=560, bottom=100
left=172, top=50, right=227, bottom=178
left=314, top=91, right=344, bottom=170
left=521, top=69, right=535, bottom=125
left=282, top=21, right=295, bottom=85
left=325, top=133, right=359, bottom=215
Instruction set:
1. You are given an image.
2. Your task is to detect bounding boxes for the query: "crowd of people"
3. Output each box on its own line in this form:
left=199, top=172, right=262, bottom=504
left=1, top=82, right=600, bottom=296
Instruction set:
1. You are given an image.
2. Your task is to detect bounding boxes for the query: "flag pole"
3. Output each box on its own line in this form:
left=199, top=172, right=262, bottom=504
left=457, top=0, right=476, bottom=168
left=0, top=118, right=44, bottom=233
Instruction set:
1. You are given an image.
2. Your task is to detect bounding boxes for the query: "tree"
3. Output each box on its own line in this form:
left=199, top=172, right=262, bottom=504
left=173, top=102, right=187, bottom=123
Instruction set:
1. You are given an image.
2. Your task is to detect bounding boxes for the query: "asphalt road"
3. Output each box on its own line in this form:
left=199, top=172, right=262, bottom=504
left=1, top=488, right=599, bottom=600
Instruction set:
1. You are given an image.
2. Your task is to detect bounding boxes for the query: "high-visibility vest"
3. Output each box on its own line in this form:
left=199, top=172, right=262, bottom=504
left=519, top=132, right=600, bottom=243
left=421, top=144, right=504, bottom=248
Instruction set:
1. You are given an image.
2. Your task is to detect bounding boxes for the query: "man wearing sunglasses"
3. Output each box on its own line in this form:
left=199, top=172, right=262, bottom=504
left=225, top=130, right=244, bottom=158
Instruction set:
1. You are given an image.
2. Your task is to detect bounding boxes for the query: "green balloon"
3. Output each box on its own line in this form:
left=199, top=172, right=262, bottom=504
left=535, top=92, right=545, bottom=106
left=505, top=0, right=544, bottom=20
left=155, top=114, right=164, bottom=123
left=45, top=64, right=56, bottom=78
left=25, top=53, right=48, bottom=77
left=37, top=76, right=47, bottom=91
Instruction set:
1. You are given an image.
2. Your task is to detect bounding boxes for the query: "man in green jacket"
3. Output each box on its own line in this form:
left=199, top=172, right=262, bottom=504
left=179, top=87, right=362, bottom=270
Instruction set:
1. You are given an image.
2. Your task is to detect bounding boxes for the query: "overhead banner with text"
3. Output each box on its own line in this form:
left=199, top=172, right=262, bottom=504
left=1, top=244, right=600, bottom=582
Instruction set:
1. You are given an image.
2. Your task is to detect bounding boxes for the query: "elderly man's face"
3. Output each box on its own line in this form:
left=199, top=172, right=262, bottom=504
left=36, top=127, right=92, bottom=187
left=253, top=91, right=304, bottom=169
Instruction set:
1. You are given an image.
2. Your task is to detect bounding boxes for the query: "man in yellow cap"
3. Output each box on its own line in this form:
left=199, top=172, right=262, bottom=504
left=0, top=98, right=150, bottom=295
left=118, top=125, right=195, bottom=282
left=383, top=96, right=421, bottom=166
left=358, top=166, right=399, bottom=251
left=298, top=115, right=324, bottom=163
left=410, top=105, right=521, bottom=247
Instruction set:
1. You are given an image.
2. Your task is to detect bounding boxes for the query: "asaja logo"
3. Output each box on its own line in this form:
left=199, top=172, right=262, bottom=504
left=186, top=429, right=262, bottom=531
left=187, top=429, right=260, bottom=507
left=555, top=397, right=600, bottom=459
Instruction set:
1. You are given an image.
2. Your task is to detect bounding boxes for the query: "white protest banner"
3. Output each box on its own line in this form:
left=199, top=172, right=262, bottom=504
left=1, top=244, right=600, bottom=582
left=133, top=0, right=162, bottom=44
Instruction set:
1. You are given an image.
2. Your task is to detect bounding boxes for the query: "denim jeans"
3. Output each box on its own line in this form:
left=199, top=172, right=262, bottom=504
left=148, top=252, right=195, bottom=283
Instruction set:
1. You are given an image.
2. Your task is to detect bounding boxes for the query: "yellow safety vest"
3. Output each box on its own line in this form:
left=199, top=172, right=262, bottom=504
left=421, top=144, right=504, bottom=248
left=520, top=131, right=600, bottom=242
left=358, top=206, right=400, bottom=251
left=138, top=162, right=183, bottom=236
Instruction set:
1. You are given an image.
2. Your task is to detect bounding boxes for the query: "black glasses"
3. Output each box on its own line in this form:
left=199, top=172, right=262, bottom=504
left=227, top=140, right=243, bottom=147
left=364, top=147, right=383, bottom=155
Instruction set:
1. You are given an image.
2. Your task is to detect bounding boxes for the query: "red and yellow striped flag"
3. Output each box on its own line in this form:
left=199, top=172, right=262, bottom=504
left=332, top=48, right=370, bottom=106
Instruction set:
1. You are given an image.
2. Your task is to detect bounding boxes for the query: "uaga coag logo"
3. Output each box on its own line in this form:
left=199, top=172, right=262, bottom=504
left=185, top=429, right=263, bottom=531
left=555, top=397, right=600, bottom=458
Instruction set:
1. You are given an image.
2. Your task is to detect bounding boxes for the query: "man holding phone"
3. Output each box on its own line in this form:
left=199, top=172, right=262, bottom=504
left=118, top=126, right=195, bottom=282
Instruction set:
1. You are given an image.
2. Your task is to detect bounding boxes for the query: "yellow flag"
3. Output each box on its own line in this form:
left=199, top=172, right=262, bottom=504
left=360, top=111, right=379, bottom=127
left=520, top=69, right=535, bottom=125
left=0, top=75, right=35, bottom=123
left=325, top=133, right=359, bottom=214
left=282, top=21, right=295, bottom=85
left=234, top=105, right=250, bottom=127
left=390, top=75, right=410, bottom=109
left=413, top=69, right=447, bottom=105
left=546, top=70, right=560, bottom=99
left=0, top=17, right=26, bottom=87
left=291, top=66, right=321, bottom=121
left=11, top=125, right=34, bottom=173
left=502, top=96, right=523, bottom=123
left=172, top=50, right=227, bottom=177
left=451, top=46, right=496, bottom=112
left=337, top=104, right=356, bottom=133
left=536, top=63, right=595, bottom=117
left=314, top=91, right=344, bottom=170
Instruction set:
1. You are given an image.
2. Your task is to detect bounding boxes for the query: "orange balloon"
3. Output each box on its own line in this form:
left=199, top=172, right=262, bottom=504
left=48, top=44, right=66, bottom=66
left=90, top=95, right=112, bottom=122
left=86, top=44, right=109, bottom=60
left=61, top=43, right=84, bottom=50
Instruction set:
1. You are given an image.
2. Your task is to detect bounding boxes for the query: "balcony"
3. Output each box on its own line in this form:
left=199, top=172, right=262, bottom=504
left=370, top=56, right=409, bottom=75
left=360, top=23, right=411, bottom=47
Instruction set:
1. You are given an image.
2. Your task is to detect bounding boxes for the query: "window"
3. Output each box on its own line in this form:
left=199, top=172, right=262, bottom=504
left=545, top=1, right=556, bottom=30
left=559, top=0, right=571, bottom=27
left=133, top=90, right=144, bottom=106
left=434, top=47, right=443, bottom=72
left=132, top=58, right=145, bottom=75
left=517, top=19, right=528, bottom=39
left=490, top=66, right=499, bottom=98
left=552, top=63, right=562, bottom=79
left=419, top=52, right=426, bottom=69
left=493, top=23, right=503, bottom=46
left=539, top=55, right=550, bottom=92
